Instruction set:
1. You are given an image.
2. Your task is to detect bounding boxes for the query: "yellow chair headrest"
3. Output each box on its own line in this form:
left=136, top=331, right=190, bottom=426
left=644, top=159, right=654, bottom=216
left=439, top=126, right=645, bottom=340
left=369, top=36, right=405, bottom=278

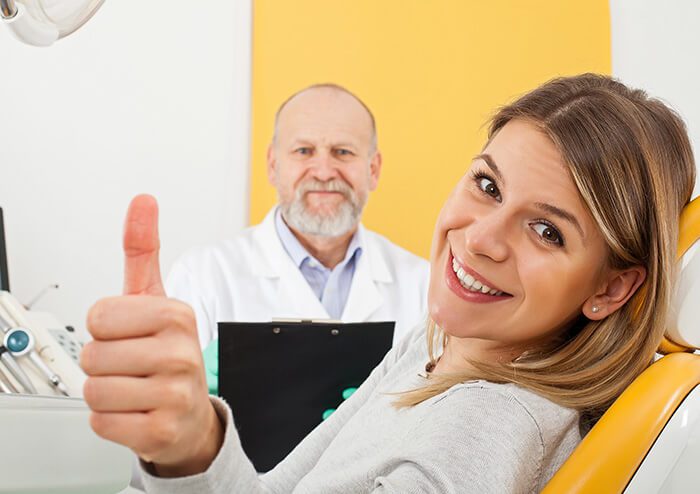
left=664, top=197, right=700, bottom=352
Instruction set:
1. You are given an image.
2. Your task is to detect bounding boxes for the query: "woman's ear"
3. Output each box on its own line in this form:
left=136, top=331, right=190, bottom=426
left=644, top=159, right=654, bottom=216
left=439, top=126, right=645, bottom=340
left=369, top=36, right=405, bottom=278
left=582, top=266, right=647, bottom=320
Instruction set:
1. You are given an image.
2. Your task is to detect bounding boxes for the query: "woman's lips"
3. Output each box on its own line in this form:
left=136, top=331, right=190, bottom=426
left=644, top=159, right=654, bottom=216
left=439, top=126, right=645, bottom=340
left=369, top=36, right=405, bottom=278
left=445, top=254, right=513, bottom=303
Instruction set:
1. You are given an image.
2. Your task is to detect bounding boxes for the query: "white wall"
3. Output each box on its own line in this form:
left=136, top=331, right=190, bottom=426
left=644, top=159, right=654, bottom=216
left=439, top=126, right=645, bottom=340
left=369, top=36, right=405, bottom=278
left=0, top=1, right=252, bottom=340
left=611, top=0, right=700, bottom=200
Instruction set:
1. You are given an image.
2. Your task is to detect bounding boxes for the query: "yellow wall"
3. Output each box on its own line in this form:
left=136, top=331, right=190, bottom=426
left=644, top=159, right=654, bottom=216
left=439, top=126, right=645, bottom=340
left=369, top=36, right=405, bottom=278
left=250, top=1, right=611, bottom=258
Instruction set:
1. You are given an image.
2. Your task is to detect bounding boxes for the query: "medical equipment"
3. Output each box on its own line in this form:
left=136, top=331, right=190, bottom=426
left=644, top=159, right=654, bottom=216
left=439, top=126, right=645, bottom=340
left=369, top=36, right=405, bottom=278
left=0, top=209, right=9, bottom=292
left=5, top=327, right=70, bottom=395
left=0, top=343, right=36, bottom=393
left=0, top=290, right=86, bottom=396
left=0, top=291, right=132, bottom=493
left=0, top=362, right=18, bottom=392
left=0, top=0, right=105, bottom=46
left=0, top=311, right=38, bottom=393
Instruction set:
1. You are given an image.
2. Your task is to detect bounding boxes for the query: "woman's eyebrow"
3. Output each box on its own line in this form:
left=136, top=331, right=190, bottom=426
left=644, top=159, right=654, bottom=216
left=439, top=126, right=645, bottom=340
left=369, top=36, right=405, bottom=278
left=535, top=202, right=585, bottom=239
left=473, top=153, right=585, bottom=240
left=473, top=153, right=504, bottom=184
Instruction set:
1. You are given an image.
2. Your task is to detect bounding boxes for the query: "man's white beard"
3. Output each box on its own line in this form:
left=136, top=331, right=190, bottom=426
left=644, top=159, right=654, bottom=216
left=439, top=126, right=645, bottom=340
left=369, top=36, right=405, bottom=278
left=281, top=178, right=366, bottom=237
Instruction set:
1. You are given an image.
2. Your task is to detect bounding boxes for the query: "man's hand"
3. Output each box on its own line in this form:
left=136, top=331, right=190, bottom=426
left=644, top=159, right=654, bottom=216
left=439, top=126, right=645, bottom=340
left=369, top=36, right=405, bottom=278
left=80, top=194, right=223, bottom=477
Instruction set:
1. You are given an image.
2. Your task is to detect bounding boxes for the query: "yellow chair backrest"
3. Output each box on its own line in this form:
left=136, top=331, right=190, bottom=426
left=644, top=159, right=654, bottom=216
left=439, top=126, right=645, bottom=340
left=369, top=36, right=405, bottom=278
left=542, top=197, right=700, bottom=493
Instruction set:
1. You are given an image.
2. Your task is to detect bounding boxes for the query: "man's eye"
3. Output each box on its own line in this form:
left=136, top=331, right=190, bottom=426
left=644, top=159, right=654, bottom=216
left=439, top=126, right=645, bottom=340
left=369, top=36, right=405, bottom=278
left=531, top=222, right=565, bottom=247
left=296, top=147, right=312, bottom=155
left=477, top=176, right=500, bottom=199
left=335, top=149, right=352, bottom=156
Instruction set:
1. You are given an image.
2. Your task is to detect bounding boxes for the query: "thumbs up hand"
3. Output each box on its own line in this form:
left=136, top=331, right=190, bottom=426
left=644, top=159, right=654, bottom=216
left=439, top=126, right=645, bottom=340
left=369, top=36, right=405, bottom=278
left=80, top=195, right=223, bottom=477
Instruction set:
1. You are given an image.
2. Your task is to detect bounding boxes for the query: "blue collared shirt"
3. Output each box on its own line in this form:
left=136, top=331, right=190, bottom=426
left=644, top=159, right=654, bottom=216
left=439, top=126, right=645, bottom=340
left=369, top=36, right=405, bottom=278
left=274, top=208, right=363, bottom=320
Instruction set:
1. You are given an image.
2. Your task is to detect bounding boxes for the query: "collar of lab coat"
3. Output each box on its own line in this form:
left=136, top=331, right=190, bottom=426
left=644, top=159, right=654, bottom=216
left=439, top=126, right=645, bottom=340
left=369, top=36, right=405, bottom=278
left=253, top=206, right=393, bottom=285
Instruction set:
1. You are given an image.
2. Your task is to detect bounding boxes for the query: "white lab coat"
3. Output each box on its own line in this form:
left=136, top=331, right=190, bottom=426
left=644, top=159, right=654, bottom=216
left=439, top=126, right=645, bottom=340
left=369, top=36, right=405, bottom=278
left=166, top=207, right=430, bottom=349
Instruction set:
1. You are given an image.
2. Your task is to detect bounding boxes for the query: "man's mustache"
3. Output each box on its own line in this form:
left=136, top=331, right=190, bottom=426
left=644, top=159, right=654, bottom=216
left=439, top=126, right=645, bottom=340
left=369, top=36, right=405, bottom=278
left=297, top=179, right=354, bottom=201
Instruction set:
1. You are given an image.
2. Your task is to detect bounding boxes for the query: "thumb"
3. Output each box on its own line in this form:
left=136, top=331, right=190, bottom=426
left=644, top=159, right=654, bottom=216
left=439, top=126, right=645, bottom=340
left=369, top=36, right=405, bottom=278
left=123, top=194, right=166, bottom=296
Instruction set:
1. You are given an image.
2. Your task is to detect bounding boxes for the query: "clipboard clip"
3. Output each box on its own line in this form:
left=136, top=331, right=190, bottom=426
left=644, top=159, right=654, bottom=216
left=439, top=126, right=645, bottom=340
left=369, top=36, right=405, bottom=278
left=270, top=318, right=343, bottom=324
left=269, top=319, right=343, bottom=336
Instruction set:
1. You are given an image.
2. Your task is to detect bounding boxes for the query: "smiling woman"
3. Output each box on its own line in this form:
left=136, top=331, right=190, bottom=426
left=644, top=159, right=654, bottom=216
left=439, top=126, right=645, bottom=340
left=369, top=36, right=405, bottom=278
left=82, top=74, right=696, bottom=494
left=399, top=74, right=696, bottom=428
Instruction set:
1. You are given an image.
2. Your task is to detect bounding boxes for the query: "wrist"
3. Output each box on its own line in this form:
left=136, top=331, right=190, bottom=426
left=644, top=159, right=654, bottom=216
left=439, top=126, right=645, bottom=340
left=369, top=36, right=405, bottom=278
left=151, top=402, right=225, bottom=478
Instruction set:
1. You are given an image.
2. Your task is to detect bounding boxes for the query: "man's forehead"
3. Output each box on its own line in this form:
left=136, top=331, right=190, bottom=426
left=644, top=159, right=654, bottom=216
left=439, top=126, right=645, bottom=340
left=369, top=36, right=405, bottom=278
left=277, top=88, right=374, bottom=137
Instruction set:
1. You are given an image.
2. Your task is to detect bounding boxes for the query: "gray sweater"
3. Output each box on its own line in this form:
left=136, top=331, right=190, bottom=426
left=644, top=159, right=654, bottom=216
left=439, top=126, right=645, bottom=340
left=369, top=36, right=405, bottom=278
left=141, top=325, right=581, bottom=493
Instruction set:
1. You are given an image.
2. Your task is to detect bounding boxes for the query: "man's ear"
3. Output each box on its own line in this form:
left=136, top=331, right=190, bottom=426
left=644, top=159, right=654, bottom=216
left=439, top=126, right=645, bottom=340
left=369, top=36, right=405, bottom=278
left=368, top=150, right=382, bottom=191
left=267, top=143, right=277, bottom=186
left=582, top=265, right=647, bottom=320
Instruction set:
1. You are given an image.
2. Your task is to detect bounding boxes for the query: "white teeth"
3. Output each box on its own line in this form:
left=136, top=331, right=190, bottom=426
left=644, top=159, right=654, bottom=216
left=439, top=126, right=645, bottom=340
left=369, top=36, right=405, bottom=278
left=451, top=258, right=504, bottom=296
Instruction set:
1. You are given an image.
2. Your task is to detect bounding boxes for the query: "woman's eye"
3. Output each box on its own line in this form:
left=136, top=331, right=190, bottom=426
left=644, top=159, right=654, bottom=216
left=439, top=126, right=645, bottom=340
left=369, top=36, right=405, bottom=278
left=477, top=177, right=501, bottom=200
left=531, top=222, right=565, bottom=246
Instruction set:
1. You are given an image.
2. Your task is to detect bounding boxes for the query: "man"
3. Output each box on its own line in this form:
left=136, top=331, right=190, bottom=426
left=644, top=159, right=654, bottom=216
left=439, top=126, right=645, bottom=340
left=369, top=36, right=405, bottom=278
left=166, top=84, right=429, bottom=357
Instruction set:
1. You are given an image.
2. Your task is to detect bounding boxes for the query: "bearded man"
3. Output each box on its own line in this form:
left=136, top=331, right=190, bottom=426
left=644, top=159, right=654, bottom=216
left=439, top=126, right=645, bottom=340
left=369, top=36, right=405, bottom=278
left=166, top=84, right=429, bottom=369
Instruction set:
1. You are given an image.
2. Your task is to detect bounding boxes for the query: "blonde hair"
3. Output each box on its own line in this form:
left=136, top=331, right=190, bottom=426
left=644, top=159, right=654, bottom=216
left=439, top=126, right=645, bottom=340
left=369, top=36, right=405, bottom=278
left=397, top=74, right=696, bottom=421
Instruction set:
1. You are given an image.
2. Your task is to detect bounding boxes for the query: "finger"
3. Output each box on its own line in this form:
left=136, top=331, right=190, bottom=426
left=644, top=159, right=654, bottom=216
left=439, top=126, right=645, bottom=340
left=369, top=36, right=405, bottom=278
left=83, top=375, right=198, bottom=413
left=86, top=296, right=196, bottom=341
left=84, top=376, right=159, bottom=412
left=123, top=194, right=166, bottom=297
left=89, top=410, right=165, bottom=462
left=81, top=334, right=202, bottom=377
left=89, top=408, right=209, bottom=465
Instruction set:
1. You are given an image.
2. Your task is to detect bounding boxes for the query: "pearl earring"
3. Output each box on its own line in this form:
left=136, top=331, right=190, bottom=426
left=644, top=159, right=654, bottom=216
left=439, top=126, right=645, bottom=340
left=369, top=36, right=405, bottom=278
left=592, top=305, right=600, bottom=313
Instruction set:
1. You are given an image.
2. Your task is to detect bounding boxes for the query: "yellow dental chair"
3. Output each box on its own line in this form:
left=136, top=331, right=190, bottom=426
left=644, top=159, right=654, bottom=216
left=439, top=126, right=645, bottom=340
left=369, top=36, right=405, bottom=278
left=542, top=197, right=700, bottom=494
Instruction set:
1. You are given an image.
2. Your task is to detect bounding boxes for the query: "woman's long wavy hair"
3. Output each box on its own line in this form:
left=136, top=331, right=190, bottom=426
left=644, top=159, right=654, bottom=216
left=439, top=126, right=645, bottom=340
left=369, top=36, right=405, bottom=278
left=397, top=74, right=696, bottom=422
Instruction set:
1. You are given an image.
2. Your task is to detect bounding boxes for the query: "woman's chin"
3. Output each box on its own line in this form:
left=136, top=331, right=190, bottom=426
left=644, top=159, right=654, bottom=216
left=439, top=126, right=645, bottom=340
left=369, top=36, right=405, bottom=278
left=428, top=300, right=460, bottom=335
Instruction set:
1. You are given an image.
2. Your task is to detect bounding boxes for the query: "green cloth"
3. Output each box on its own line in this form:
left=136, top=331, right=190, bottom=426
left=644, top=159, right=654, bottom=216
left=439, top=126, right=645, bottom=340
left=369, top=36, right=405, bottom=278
left=322, top=387, right=359, bottom=420
left=202, top=339, right=218, bottom=395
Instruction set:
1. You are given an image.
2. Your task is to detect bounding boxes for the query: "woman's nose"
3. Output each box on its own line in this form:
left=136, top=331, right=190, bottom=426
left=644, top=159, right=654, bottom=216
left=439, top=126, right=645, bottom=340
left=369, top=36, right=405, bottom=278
left=462, top=213, right=510, bottom=263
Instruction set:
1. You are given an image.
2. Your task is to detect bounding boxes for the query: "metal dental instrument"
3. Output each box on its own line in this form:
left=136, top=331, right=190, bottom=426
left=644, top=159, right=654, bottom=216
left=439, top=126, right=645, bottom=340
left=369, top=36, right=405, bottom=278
left=5, top=327, right=69, bottom=396
left=0, top=344, right=36, bottom=393
left=0, top=364, right=18, bottom=393
left=0, top=312, right=38, bottom=394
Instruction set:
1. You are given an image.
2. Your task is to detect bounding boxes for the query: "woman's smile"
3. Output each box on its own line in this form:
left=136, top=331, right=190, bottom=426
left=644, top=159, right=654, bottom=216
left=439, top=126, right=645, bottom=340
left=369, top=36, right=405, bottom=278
left=445, top=252, right=513, bottom=303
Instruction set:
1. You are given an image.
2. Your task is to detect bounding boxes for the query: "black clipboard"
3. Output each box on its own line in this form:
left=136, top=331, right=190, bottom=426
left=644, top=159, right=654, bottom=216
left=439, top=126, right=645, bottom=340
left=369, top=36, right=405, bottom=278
left=218, top=320, right=394, bottom=472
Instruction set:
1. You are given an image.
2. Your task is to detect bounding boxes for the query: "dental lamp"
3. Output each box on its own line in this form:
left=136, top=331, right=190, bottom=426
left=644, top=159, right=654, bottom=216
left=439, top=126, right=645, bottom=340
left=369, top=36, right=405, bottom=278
left=1, top=0, right=105, bottom=46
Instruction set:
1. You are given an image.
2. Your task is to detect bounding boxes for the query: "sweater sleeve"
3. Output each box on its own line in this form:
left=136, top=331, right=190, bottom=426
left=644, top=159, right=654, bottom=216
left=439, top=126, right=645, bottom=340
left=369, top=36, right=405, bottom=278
left=139, top=322, right=427, bottom=494
left=370, top=383, right=545, bottom=494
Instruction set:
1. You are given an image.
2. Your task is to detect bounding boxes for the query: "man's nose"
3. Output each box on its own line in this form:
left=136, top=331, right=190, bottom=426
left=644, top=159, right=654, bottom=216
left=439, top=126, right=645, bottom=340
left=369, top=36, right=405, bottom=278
left=463, top=212, right=510, bottom=263
left=309, top=151, right=340, bottom=181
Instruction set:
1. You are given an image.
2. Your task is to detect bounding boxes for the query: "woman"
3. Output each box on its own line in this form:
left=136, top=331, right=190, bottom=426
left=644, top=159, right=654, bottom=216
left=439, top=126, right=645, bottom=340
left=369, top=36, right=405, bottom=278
left=81, top=74, right=696, bottom=493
